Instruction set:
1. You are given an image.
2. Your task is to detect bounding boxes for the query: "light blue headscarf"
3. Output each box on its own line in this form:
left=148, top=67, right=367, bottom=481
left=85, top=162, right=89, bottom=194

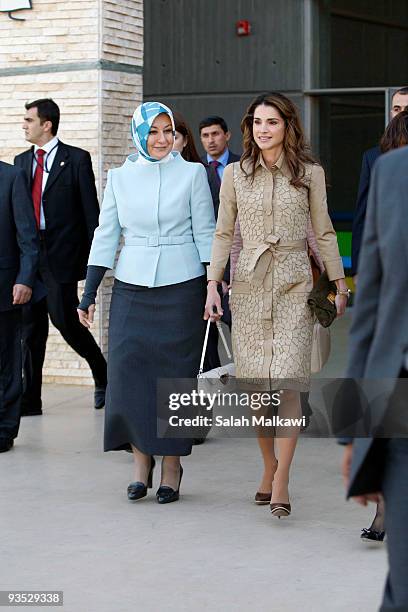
left=131, top=101, right=175, bottom=163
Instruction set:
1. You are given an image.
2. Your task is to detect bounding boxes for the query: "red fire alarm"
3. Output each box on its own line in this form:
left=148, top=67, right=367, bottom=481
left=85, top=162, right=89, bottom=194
left=236, top=20, right=251, bottom=36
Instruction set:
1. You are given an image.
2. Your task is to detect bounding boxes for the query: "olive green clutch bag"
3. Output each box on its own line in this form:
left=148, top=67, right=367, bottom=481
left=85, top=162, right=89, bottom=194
left=307, top=272, right=337, bottom=328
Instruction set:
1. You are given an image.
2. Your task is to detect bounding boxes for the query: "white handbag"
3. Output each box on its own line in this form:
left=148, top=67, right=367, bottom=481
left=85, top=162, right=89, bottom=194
left=311, top=321, right=331, bottom=374
left=197, top=320, right=236, bottom=395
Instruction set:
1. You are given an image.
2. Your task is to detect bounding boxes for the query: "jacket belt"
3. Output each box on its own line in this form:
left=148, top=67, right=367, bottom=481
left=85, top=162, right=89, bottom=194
left=125, top=234, right=194, bottom=247
left=243, top=235, right=307, bottom=286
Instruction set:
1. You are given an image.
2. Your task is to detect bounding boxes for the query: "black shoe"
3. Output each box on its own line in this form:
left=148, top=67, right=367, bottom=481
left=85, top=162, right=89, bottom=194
left=21, top=407, right=42, bottom=416
left=361, top=527, right=385, bottom=543
left=127, top=457, right=155, bottom=501
left=0, top=439, right=14, bottom=453
left=156, top=465, right=183, bottom=504
left=94, top=386, right=106, bottom=410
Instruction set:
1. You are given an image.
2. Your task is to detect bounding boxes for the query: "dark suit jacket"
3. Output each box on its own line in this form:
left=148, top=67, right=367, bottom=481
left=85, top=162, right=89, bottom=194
left=0, top=162, right=39, bottom=312
left=350, top=145, right=381, bottom=276
left=203, top=151, right=241, bottom=219
left=203, top=151, right=241, bottom=285
left=347, top=147, right=408, bottom=497
left=14, top=141, right=99, bottom=282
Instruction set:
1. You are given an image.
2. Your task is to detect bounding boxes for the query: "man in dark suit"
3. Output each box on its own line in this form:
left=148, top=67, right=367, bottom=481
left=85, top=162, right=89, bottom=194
left=15, top=98, right=107, bottom=414
left=343, top=146, right=408, bottom=611
left=351, top=87, right=408, bottom=278
left=199, top=115, right=240, bottom=370
left=0, top=162, right=39, bottom=452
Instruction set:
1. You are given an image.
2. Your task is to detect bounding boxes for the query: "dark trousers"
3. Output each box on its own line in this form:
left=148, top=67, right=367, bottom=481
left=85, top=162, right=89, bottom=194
left=379, top=368, right=408, bottom=611
left=380, top=438, right=408, bottom=611
left=22, top=244, right=107, bottom=410
left=0, top=309, right=22, bottom=440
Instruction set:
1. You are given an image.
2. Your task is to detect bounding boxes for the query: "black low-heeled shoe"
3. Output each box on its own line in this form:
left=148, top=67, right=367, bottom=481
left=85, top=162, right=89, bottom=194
left=94, top=385, right=106, bottom=410
left=361, top=527, right=385, bottom=544
left=127, top=457, right=155, bottom=501
left=156, top=465, right=183, bottom=504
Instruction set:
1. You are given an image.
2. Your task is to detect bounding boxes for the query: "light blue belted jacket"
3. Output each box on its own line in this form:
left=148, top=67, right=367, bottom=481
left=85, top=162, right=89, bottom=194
left=88, top=152, right=216, bottom=287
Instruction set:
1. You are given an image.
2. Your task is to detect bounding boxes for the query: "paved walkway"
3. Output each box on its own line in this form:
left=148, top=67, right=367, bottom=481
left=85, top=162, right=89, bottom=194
left=1, top=312, right=387, bottom=612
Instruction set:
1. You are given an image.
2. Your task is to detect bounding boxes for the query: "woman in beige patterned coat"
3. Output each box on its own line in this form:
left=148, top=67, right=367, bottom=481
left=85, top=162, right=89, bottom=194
left=205, top=92, right=348, bottom=518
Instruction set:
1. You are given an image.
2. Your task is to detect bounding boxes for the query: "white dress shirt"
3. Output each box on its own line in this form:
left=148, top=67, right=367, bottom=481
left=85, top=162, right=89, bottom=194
left=32, top=136, right=59, bottom=229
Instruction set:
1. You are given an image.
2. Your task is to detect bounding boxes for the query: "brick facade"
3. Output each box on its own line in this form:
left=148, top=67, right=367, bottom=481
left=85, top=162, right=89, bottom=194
left=0, top=0, right=143, bottom=385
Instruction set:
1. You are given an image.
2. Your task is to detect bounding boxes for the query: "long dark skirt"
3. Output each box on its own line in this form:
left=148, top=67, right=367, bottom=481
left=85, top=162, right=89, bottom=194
left=104, top=276, right=207, bottom=455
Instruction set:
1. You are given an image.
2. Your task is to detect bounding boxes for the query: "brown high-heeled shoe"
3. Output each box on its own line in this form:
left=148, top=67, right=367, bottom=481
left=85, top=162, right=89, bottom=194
left=270, top=502, right=291, bottom=518
left=255, top=461, right=278, bottom=505
left=254, top=491, right=272, bottom=505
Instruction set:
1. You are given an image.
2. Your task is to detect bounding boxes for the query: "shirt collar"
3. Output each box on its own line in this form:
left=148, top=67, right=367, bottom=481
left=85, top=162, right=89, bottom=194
left=34, top=136, right=59, bottom=154
left=207, top=148, right=229, bottom=167
left=257, top=150, right=291, bottom=178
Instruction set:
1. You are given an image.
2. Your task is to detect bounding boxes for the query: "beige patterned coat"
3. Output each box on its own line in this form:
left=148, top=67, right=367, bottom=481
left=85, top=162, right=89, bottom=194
left=207, top=153, right=344, bottom=390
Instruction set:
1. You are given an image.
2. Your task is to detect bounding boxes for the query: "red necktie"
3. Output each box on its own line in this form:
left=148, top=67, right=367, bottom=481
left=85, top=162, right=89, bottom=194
left=31, top=149, right=45, bottom=229
left=209, top=160, right=221, bottom=187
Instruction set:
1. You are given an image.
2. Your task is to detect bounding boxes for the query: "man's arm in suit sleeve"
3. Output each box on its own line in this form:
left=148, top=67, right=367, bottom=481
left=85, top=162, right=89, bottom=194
left=346, top=163, right=382, bottom=379
left=351, top=151, right=371, bottom=276
left=78, top=150, right=100, bottom=246
left=12, top=168, right=39, bottom=288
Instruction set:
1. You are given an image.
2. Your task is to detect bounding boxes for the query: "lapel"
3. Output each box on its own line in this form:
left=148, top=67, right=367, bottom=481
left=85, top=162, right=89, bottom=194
left=43, top=141, right=70, bottom=195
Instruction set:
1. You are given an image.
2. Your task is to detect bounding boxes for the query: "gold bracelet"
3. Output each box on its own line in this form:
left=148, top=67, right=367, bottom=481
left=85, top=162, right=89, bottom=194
left=336, top=288, right=351, bottom=298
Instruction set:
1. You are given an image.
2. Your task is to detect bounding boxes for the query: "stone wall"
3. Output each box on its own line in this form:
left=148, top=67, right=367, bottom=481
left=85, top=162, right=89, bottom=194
left=0, top=0, right=99, bottom=68
left=0, top=0, right=143, bottom=385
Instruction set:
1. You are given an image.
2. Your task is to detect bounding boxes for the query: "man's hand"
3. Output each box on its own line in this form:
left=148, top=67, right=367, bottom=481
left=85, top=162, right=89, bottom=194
left=221, top=280, right=229, bottom=296
left=12, top=284, right=32, bottom=305
left=77, top=304, right=95, bottom=328
left=342, top=442, right=381, bottom=506
left=342, top=443, right=353, bottom=489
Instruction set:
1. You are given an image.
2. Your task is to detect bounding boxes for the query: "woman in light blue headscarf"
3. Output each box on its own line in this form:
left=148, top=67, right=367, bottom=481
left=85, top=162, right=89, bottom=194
left=78, top=102, right=215, bottom=504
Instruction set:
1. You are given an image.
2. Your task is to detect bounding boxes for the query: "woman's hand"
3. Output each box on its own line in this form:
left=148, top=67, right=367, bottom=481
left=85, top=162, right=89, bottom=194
left=334, top=278, right=348, bottom=317
left=77, top=304, right=96, bottom=328
left=335, top=293, right=347, bottom=317
left=204, top=281, right=223, bottom=322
